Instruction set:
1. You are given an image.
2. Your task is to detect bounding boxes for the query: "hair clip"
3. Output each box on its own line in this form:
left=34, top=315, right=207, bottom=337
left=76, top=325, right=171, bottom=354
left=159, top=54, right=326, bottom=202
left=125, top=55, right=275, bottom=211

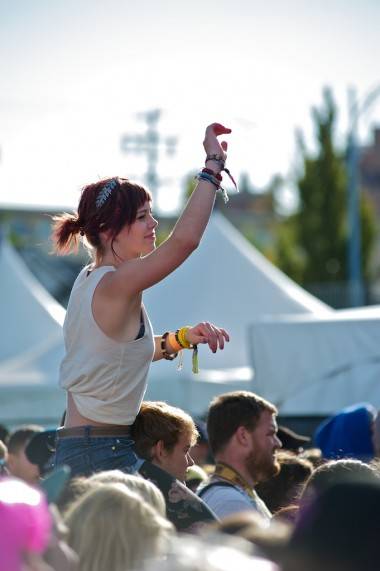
left=95, top=178, right=119, bottom=209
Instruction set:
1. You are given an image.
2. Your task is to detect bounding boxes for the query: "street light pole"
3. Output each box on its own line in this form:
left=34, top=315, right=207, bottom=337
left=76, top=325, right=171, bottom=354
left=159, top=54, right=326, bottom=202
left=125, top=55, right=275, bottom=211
left=346, top=88, right=363, bottom=307
left=346, top=84, right=380, bottom=307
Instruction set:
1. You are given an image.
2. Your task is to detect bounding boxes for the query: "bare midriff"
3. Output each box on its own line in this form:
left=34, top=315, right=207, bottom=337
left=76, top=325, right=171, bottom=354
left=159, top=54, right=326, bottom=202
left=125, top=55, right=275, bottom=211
left=65, top=392, right=122, bottom=428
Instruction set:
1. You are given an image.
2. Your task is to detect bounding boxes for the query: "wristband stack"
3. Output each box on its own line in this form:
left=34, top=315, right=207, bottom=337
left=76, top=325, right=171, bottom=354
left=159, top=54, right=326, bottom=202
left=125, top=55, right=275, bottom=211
left=195, top=153, right=239, bottom=204
left=160, top=326, right=199, bottom=374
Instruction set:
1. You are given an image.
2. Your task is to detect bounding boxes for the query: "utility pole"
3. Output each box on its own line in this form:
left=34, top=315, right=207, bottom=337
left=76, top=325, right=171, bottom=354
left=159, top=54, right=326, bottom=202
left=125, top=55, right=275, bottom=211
left=120, top=110, right=176, bottom=208
left=346, top=88, right=363, bottom=307
left=346, top=84, right=380, bottom=307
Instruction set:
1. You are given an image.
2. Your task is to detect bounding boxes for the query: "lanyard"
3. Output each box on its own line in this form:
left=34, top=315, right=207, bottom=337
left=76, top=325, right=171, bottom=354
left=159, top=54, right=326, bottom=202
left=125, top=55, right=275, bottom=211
left=214, top=462, right=257, bottom=501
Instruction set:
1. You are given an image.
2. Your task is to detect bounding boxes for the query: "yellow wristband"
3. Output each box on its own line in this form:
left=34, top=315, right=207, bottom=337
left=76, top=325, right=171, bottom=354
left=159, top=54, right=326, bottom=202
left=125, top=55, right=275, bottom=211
left=177, top=326, right=192, bottom=349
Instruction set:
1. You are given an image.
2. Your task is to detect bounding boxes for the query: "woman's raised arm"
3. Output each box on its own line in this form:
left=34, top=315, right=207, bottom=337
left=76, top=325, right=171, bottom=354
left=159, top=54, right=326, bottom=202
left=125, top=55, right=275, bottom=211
left=109, top=123, right=231, bottom=296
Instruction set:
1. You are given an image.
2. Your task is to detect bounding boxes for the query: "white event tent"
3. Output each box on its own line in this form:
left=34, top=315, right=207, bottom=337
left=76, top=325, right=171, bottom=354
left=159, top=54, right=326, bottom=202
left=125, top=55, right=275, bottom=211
left=144, top=213, right=331, bottom=414
left=2, top=212, right=380, bottom=422
left=0, top=239, right=65, bottom=425
left=250, top=307, right=380, bottom=414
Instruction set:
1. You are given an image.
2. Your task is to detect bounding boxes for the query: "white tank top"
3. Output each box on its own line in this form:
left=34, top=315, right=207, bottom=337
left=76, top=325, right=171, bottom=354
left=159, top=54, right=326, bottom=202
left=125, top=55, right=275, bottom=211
left=59, top=266, right=155, bottom=424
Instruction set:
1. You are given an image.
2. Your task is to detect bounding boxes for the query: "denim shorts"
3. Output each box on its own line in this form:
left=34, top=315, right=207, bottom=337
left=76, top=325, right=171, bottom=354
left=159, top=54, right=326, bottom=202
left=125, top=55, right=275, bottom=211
left=53, top=432, right=143, bottom=478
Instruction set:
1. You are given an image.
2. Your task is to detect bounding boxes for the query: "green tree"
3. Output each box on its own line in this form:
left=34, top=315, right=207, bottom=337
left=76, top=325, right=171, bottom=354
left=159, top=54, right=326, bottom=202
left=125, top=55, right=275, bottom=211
left=276, top=88, right=376, bottom=285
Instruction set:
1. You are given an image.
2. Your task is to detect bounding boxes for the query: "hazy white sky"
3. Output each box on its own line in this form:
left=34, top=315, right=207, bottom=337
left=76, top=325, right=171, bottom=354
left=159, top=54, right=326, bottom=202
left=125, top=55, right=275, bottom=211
left=1, top=0, right=380, bottom=212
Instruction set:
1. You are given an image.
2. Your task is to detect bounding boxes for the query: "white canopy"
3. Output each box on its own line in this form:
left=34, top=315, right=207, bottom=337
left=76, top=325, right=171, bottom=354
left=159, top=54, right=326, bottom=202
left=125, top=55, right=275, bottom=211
left=144, top=213, right=330, bottom=413
left=0, top=240, right=65, bottom=424
left=4, top=212, right=376, bottom=422
left=250, top=307, right=380, bottom=415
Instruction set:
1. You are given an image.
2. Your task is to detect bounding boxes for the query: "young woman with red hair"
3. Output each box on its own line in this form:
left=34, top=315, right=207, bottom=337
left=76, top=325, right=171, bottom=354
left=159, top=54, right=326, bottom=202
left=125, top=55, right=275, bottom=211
left=52, top=123, right=231, bottom=479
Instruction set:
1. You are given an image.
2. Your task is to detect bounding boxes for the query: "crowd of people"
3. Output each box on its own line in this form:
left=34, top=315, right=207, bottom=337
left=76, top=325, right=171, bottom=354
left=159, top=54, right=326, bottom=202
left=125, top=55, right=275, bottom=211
left=1, top=394, right=380, bottom=571
left=2, top=124, right=380, bottom=570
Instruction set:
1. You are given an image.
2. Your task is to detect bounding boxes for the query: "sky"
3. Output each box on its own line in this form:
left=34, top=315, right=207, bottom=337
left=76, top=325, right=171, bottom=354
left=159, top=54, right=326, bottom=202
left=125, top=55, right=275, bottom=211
left=1, top=0, right=380, bottom=214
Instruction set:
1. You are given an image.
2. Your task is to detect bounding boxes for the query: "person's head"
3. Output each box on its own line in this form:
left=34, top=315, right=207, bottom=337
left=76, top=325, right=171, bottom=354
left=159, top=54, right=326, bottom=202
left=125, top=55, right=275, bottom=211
left=25, top=429, right=56, bottom=477
left=207, top=391, right=281, bottom=484
left=64, top=482, right=173, bottom=571
left=89, top=470, right=166, bottom=516
left=131, top=401, right=198, bottom=482
left=55, top=476, right=97, bottom=516
left=7, top=425, right=43, bottom=485
left=298, top=447, right=323, bottom=468
left=0, top=478, right=52, bottom=571
left=314, top=402, right=376, bottom=462
left=277, top=426, right=310, bottom=454
left=52, top=177, right=156, bottom=264
left=300, top=458, right=380, bottom=505
left=255, top=451, right=313, bottom=514
left=284, top=480, right=380, bottom=571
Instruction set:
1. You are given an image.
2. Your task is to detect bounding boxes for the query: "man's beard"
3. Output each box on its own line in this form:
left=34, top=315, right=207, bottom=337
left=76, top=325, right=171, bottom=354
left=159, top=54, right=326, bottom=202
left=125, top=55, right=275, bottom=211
left=245, top=448, right=280, bottom=484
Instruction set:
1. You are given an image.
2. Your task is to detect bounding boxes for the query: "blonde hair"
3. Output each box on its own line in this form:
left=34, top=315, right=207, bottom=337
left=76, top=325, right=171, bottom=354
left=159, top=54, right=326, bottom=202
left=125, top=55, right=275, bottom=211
left=56, top=476, right=98, bottom=516
left=89, top=470, right=166, bottom=516
left=65, top=483, right=173, bottom=571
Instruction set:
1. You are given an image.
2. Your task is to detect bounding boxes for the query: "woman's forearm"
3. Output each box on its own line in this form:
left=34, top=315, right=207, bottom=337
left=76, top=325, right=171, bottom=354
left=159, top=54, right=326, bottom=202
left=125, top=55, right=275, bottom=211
left=170, top=177, right=219, bottom=248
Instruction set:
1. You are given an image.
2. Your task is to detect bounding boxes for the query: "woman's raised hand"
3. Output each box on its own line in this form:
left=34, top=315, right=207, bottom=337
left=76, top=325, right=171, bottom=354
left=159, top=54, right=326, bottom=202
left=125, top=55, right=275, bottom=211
left=203, top=123, right=232, bottom=164
left=186, top=322, right=230, bottom=353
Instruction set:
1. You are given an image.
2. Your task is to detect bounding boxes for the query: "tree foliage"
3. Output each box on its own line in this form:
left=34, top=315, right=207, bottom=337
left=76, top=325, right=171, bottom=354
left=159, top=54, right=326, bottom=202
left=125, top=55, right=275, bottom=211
left=276, top=88, right=377, bottom=285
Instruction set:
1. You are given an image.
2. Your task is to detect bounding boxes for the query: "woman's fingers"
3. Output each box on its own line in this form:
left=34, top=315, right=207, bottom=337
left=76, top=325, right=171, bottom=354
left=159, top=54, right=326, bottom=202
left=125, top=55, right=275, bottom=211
left=204, top=124, right=231, bottom=145
left=192, top=322, right=230, bottom=353
left=216, top=328, right=225, bottom=351
left=204, top=322, right=218, bottom=353
left=215, top=328, right=230, bottom=350
left=210, top=123, right=232, bottom=136
left=220, top=328, right=230, bottom=343
left=187, top=323, right=230, bottom=353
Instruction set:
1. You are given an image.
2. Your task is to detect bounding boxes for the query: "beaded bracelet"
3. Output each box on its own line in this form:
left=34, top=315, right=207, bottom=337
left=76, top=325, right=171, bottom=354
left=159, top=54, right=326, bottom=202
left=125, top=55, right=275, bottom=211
left=160, top=332, right=178, bottom=360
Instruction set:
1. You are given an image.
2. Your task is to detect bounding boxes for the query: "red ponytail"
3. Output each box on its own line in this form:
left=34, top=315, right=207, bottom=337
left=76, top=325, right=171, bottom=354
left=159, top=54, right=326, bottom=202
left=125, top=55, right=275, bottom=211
left=52, top=213, right=81, bottom=255
left=51, top=177, right=151, bottom=259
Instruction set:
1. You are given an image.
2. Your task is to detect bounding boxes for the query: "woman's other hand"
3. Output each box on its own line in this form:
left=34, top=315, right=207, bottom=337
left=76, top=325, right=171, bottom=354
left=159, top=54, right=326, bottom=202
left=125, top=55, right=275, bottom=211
left=203, top=123, right=231, bottom=165
left=186, top=322, right=230, bottom=353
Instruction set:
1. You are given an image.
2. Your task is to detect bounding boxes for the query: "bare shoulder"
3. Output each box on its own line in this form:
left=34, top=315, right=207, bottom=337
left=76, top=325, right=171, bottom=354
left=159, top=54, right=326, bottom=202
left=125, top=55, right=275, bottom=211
left=92, top=269, right=142, bottom=340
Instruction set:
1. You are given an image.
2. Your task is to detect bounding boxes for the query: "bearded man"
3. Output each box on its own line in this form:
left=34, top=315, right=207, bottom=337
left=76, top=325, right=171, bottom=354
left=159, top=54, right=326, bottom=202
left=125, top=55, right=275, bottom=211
left=197, top=391, right=282, bottom=523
